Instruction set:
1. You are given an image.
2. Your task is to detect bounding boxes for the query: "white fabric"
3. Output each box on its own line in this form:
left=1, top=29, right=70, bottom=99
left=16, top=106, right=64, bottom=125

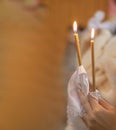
left=66, top=65, right=100, bottom=130
left=87, top=10, right=116, bottom=34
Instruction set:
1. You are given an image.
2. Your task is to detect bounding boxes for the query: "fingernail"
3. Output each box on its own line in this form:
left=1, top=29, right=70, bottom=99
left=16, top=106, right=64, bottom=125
left=89, top=93, right=93, bottom=97
left=87, top=93, right=91, bottom=99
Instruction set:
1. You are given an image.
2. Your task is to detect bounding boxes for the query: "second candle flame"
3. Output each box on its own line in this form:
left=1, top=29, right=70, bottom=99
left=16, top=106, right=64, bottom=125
left=73, top=21, right=77, bottom=33
left=91, top=28, right=95, bottom=39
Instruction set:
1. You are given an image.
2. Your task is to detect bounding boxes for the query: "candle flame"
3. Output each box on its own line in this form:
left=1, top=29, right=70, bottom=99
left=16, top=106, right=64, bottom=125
left=73, top=21, right=77, bottom=33
left=91, top=28, right=95, bottom=39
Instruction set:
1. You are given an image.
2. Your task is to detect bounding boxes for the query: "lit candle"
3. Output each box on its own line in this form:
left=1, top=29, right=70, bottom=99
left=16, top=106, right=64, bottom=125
left=73, top=21, right=82, bottom=66
left=90, top=28, right=96, bottom=91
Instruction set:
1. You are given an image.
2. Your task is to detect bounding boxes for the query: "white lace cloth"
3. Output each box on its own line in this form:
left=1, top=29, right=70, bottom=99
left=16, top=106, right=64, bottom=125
left=66, top=65, right=100, bottom=130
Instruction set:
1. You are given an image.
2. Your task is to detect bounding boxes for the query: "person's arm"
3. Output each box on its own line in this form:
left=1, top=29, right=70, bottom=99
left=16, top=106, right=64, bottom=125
left=78, top=89, right=116, bottom=130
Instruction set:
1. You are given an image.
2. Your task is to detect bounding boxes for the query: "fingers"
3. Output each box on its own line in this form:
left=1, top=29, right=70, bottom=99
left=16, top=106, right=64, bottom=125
left=77, top=89, right=92, bottom=113
left=78, top=91, right=107, bottom=130
left=99, top=98, right=113, bottom=110
left=88, top=94, right=99, bottom=109
left=82, top=112, right=89, bottom=127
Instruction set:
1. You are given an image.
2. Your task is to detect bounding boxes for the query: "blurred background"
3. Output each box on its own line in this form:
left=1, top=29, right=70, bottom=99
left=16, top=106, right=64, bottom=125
left=0, top=0, right=115, bottom=130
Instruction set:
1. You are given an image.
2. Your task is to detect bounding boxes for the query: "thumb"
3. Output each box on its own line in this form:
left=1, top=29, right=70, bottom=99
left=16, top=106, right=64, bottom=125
left=99, top=98, right=113, bottom=110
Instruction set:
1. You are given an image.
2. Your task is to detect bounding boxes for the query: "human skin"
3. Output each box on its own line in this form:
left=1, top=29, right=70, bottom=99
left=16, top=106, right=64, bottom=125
left=78, top=89, right=116, bottom=130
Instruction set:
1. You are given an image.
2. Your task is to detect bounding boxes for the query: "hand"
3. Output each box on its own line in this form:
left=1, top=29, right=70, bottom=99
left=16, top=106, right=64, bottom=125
left=78, top=89, right=116, bottom=130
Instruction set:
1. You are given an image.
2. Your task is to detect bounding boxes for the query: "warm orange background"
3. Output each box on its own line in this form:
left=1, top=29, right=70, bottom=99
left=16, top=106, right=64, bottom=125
left=0, top=0, right=108, bottom=130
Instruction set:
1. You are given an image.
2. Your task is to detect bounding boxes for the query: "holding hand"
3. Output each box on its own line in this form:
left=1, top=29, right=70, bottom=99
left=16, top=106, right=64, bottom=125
left=78, top=89, right=116, bottom=130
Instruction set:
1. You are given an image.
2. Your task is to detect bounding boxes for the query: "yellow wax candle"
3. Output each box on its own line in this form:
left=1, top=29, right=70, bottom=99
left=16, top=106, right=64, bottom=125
left=90, top=28, right=96, bottom=91
left=73, top=21, right=82, bottom=66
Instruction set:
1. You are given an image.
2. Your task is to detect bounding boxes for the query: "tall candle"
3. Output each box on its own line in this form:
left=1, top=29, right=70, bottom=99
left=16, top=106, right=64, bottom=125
left=90, top=28, right=96, bottom=91
left=73, top=21, right=82, bottom=66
